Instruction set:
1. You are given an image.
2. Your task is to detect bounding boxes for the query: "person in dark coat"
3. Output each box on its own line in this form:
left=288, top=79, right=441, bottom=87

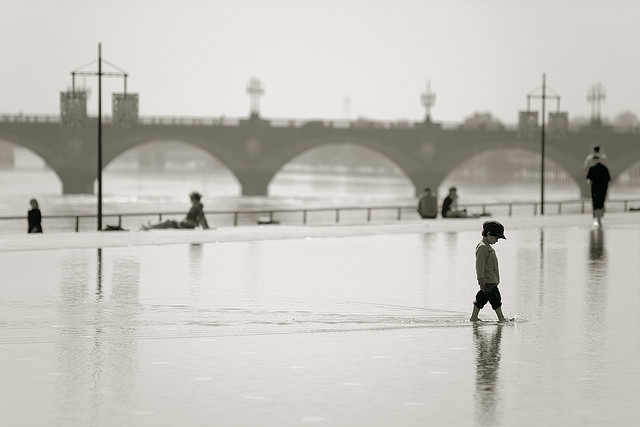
left=586, top=157, right=611, bottom=227
left=28, top=198, right=43, bottom=233
left=417, top=187, right=437, bottom=219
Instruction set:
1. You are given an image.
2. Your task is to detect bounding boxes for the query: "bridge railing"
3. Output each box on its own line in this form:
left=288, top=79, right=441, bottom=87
left=0, top=113, right=499, bottom=130
left=0, top=114, right=61, bottom=124
left=4, top=113, right=640, bottom=134
left=1, top=198, right=639, bottom=234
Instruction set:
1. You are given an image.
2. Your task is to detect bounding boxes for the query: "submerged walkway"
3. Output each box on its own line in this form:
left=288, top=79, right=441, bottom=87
left=2, top=211, right=639, bottom=426
left=2, top=212, right=637, bottom=252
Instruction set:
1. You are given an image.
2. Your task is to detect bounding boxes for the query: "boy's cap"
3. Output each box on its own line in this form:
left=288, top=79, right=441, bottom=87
left=483, top=220, right=506, bottom=239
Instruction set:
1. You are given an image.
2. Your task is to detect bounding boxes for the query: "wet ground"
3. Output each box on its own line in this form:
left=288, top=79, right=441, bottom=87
left=1, top=213, right=639, bottom=426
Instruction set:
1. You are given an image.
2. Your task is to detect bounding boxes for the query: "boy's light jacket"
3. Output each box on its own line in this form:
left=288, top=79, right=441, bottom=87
left=475, top=238, right=500, bottom=284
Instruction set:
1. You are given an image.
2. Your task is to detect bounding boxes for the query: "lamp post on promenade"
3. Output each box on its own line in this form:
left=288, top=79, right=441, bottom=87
left=69, top=43, right=129, bottom=230
left=526, top=73, right=560, bottom=215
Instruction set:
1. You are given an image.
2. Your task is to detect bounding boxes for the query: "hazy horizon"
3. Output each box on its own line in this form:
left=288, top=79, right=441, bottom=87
left=2, top=0, right=640, bottom=123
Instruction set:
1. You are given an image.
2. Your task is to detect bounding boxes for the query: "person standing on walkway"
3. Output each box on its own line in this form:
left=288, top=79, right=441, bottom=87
left=587, top=157, right=611, bottom=227
left=417, top=187, right=437, bottom=219
left=27, top=198, right=42, bottom=233
left=470, top=220, right=507, bottom=322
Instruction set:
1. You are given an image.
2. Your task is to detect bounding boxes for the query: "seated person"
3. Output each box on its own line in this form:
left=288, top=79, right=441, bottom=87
left=417, top=187, right=437, bottom=219
left=142, top=192, right=210, bottom=230
left=441, top=187, right=479, bottom=218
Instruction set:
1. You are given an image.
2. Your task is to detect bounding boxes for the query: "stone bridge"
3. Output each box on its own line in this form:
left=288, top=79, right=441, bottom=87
left=0, top=117, right=638, bottom=198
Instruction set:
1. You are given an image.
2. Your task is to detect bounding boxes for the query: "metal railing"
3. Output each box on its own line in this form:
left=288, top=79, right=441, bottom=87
left=1, top=198, right=639, bottom=234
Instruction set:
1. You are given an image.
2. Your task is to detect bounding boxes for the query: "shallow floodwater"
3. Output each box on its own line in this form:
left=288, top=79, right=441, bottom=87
left=1, top=224, right=639, bottom=426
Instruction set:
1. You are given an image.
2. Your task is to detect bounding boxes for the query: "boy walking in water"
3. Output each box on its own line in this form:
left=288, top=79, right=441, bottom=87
left=470, top=220, right=507, bottom=322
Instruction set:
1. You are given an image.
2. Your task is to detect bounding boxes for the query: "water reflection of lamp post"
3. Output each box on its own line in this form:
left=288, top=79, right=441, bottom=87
left=524, top=74, right=561, bottom=216
left=69, top=43, right=129, bottom=230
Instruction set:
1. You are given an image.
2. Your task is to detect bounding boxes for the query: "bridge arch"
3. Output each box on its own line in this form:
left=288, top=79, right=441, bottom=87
left=610, top=159, right=640, bottom=198
left=430, top=137, right=595, bottom=200
left=0, top=138, right=62, bottom=194
left=439, top=147, right=580, bottom=202
left=269, top=140, right=414, bottom=198
left=263, top=135, right=422, bottom=196
left=104, top=132, right=257, bottom=196
left=102, top=139, right=241, bottom=196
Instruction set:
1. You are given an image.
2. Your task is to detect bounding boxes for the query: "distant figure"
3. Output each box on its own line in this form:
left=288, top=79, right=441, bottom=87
left=441, top=187, right=478, bottom=218
left=417, top=187, right=437, bottom=219
left=142, top=192, right=210, bottom=230
left=586, top=158, right=611, bottom=227
left=583, top=145, right=608, bottom=173
left=27, top=198, right=42, bottom=233
left=470, top=220, right=507, bottom=322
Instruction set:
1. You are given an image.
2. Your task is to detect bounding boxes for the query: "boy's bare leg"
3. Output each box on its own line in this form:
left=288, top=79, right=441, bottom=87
left=470, top=305, right=481, bottom=321
left=495, top=306, right=507, bottom=322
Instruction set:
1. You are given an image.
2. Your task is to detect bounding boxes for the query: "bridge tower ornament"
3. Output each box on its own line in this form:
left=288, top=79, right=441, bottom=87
left=60, top=90, right=88, bottom=127
left=520, top=79, right=565, bottom=138
left=61, top=53, right=138, bottom=127
left=587, top=82, right=606, bottom=125
left=420, top=80, right=436, bottom=123
left=246, top=77, right=265, bottom=120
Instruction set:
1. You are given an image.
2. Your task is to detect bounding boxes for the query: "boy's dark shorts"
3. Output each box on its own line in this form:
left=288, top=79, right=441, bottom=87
left=474, top=283, right=502, bottom=310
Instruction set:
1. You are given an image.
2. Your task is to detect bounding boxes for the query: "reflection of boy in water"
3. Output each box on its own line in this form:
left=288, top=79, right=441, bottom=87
left=470, top=220, right=507, bottom=322
left=473, top=324, right=503, bottom=426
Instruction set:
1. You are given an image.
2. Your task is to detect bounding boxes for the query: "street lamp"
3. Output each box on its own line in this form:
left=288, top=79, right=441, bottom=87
left=420, top=80, right=436, bottom=123
left=523, top=73, right=561, bottom=215
left=246, top=77, right=264, bottom=120
left=68, top=43, right=129, bottom=230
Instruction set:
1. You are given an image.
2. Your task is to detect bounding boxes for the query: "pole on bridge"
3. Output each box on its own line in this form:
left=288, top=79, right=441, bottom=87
left=541, top=73, right=546, bottom=215
left=526, top=74, right=559, bottom=216
left=97, top=43, right=103, bottom=231
left=69, top=43, right=129, bottom=230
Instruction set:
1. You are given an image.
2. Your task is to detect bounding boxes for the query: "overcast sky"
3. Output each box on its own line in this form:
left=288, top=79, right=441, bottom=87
left=1, top=0, right=638, bottom=123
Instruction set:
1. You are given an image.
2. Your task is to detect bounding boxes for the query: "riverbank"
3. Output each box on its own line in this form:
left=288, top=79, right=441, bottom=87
left=2, top=211, right=637, bottom=252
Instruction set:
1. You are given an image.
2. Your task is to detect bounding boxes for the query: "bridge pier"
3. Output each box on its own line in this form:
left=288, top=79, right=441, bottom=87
left=59, top=168, right=96, bottom=194
left=406, top=170, right=445, bottom=197
left=236, top=170, right=273, bottom=196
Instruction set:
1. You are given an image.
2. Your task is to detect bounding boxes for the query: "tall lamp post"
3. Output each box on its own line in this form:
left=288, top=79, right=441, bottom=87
left=526, top=73, right=560, bottom=215
left=70, top=43, right=129, bottom=230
